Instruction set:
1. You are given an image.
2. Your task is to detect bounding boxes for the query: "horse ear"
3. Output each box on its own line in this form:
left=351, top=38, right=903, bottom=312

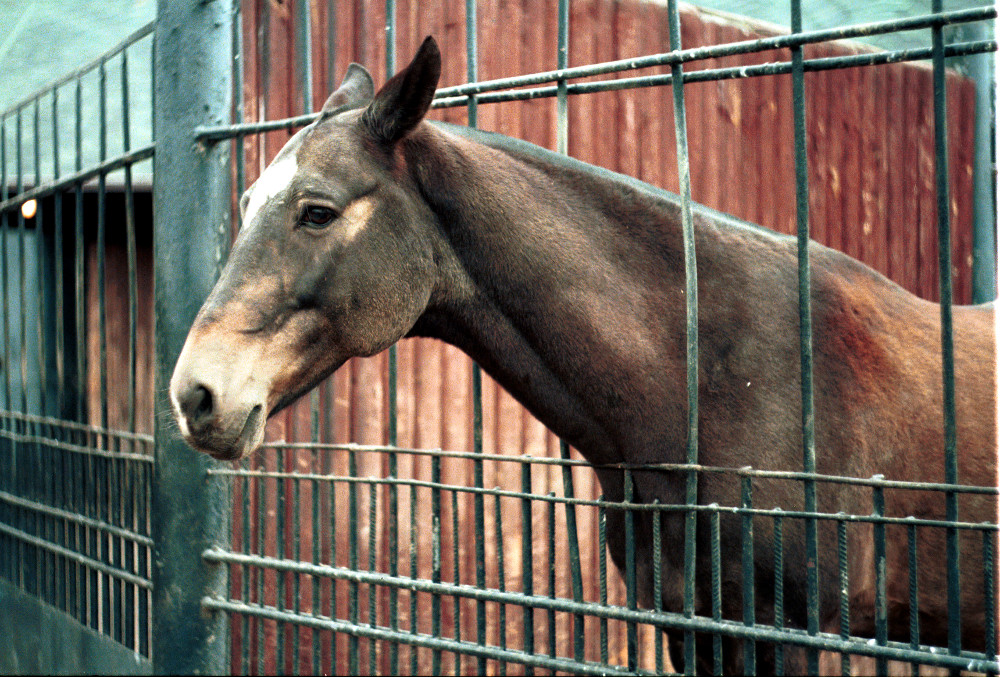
left=321, top=63, right=375, bottom=114
left=361, top=36, right=441, bottom=145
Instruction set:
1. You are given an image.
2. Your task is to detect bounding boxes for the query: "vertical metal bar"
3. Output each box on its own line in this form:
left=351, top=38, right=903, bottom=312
left=931, top=3, right=962, bottom=667
left=52, top=82, right=68, bottom=616
left=0, top=117, right=8, bottom=423
left=495, top=494, right=507, bottom=677
left=554, top=2, right=585, bottom=661
left=151, top=0, right=233, bottom=671
left=15, top=107, right=26, bottom=595
left=311, top=458, right=320, bottom=676
left=741, top=475, right=755, bottom=675
left=560, top=442, right=584, bottom=663
left=652, top=501, right=663, bottom=674
left=348, top=448, right=359, bottom=674
left=711, top=506, right=723, bottom=676
left=624, top=471, right=638, bottom=673
left=520, top=462, right=534, bottom=674
left=872, top=481, right=888, bottom=677
left=466, top=6, right=485, bottom=667
left=430, top=453, right=442, bottom=676
left=325, top=0, right=337, bottom=94
left=232, top=0, right=245, bottom=203
left=983, top=528, right=996, bottom=669
left=556, top=0, right=569, bottom=155
left=451, top=490, right=462, bottom=672
left=294, top=0, right=313, bottom=115
left=122, top=49, right=138, bottom=652
left=293, top=462, right=302, bottom=675
left=32, top=95, right=49, bottom=607
left=472, top=369, right=486, bottom=676
left=96, top=57, right=111, bottom=639
left=242, top=470, right=252, bottom=675
left=790, top=1, right=819, bottom=672
left=52, top=90, right=64, bottom=422
left=0, top=116, right=8, bottom=588
left=368, top=476, right=378, bottom=675
left=16, top=108, right=25, bottom=420
left=665, top=1, right=700, bottom=670
left=276, top=447, right=286, bottom=673
left=384, top=8, right=400, bottom=674
left=465, top=0, right=477, bottom=128
left=598, top=498, right=608, bottom=666
left=122, top=50, right=137, bottom=437
left=409, top=481, right=419, bottom=675
left=774, top=508, right=785, bottom=676
left=547, top=493, right=557, bottom=663
left=257, top=458, right=267, bottom=675
left=97, top=59, right=108, bottom=442
left=73, top=79, right=84, bottom=428
left=327, top=458, right=338, bottom=676
left=907, top=519, right=919, bottom=677
left=73, top=77, right=89, bottom=631
left=838, top=516, right=850, bottom=677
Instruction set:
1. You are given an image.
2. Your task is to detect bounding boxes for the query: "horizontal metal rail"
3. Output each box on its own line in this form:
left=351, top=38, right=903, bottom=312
left=434, top=6, right=995, bottom=97
left=0, top=410, right=154, bottom=446
left=194, top=35, right=995, bottom=143
left=0, top=144, right=155, bottom=215
left=202, top=595, right=655, bottom=676
left=212, top=468, right=996, bottom=531
left=202, top=549, right=1000, bottom=673
left=210, top=451, right=999, bottom=496
left=0, top=522, right=151, bottom=589
left=0, top=22, right=155, bottom=118
left=0, top=491, right=152, bottom=546
left=431, top=40, right=995, bottom=109
left=0, top=428, right=153, bottom=464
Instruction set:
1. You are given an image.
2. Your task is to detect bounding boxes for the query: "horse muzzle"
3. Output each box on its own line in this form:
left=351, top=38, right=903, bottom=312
left=171, top=378, right=266, bottom=460
left=169, top=337, right=271, bottom=460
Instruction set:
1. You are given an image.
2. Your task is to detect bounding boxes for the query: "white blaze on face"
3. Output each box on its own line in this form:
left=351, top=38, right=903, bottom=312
left=243, top=153, right=299, bottom=230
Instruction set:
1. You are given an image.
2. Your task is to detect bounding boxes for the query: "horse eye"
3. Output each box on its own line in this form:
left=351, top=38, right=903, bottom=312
left=300, top=206, right=337, bottom=229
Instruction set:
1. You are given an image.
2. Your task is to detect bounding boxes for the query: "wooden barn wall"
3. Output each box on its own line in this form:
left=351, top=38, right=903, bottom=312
left=207, top=0, right=979, bottom=674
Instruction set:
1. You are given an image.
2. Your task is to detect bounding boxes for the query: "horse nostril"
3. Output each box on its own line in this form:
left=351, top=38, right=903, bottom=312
left=180, top=383, right=215, bottom=429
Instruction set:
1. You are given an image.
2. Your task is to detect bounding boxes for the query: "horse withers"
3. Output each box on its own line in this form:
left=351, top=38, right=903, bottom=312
left=169, top=37, right=997, bottom=673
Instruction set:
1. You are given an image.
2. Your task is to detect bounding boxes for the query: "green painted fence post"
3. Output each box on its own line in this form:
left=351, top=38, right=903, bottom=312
left=151, top=0, right=233, bottom=673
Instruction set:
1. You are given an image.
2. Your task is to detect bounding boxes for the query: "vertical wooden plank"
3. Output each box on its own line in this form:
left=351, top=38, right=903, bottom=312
left=884, top=61, right=907, bottom=294
left=913, top=64, right=937, bottom=301
left=840, top=48, right=872, bottom=259
left=616, top=0, right=641, bottom=181
left=805, top=45, right=830, bottom=251
left=859, top=62, right=888, bottom=278
left=824, top=51, right=857, bottom=251
left=949, top=74, right=974, bottom=305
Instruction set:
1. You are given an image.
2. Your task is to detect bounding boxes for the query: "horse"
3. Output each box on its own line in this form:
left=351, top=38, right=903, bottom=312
left=169, top=37, right=997, bottom=673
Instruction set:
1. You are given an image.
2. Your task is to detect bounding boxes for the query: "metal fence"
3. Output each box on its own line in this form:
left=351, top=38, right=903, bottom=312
left=0, top=0, right=997, bottom=675
left=0, top=20, right=155, bottom=673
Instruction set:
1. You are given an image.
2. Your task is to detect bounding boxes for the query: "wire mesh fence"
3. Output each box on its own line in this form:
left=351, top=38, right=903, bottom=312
left=0, top=0, right=996, bottom=675
left=0, top=23, right=155, bottom=659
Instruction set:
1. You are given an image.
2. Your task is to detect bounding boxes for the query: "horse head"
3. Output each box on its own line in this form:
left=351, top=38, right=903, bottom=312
left=170, top=37, right=443, bottom=460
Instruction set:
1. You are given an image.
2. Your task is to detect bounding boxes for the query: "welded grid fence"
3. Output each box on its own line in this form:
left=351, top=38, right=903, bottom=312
left=190, top=0, right=1000, bottom=675
left=0, top=23, right=155, bottom=659
left=0, top=0, right=997, bottom=675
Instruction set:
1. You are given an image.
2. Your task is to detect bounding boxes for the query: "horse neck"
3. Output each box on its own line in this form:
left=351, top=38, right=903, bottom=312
left=403, top=124, right=694, bottom=462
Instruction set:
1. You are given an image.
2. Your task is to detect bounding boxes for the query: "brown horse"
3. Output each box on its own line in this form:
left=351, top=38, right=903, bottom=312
left=169, top=37, right=997, bottom=673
